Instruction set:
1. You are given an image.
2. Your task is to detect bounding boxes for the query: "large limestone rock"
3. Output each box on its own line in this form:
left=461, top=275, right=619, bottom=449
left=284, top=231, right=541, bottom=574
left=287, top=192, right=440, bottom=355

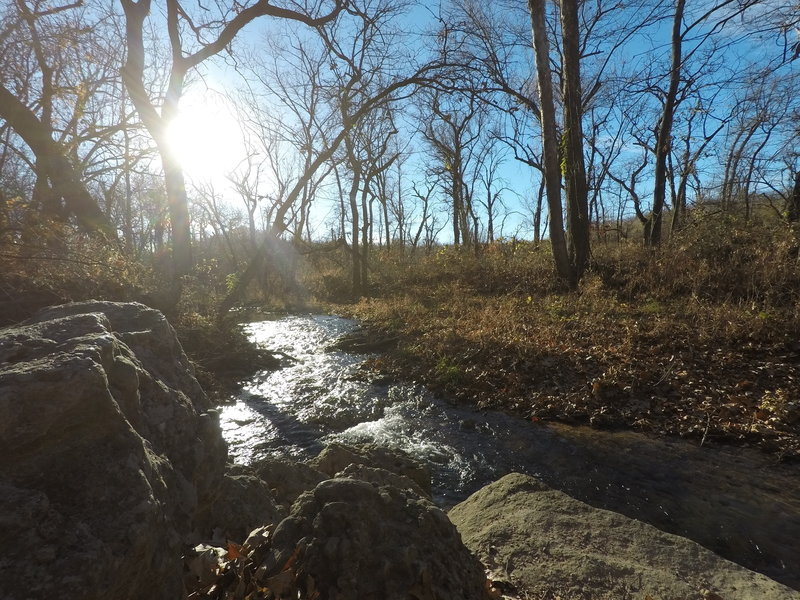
left=449, top=473, right=800, bottom=600
left=0, top=301, right=230, bottom=600
left=259, top=478, right=490, bottom=600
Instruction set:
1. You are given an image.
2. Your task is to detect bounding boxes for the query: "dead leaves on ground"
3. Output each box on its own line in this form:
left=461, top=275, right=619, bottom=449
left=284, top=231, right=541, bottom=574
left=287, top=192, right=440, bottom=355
left=354, top=298, right=800, bottom=461
left=184, top=527, right=318, bottom=600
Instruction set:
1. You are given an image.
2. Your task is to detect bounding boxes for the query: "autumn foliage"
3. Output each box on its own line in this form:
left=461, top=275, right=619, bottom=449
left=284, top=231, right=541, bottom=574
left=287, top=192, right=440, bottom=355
left=309, top=215, right=800, bottom=460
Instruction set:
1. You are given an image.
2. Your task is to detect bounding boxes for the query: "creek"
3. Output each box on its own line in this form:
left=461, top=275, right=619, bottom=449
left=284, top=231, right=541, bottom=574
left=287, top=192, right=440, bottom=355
left=219, top=314, right=800, bottom=589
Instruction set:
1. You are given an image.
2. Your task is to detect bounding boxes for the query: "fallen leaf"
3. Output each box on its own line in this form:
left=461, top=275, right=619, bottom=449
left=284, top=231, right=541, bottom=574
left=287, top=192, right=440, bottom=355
left=227, top=542, right=244, bottom=560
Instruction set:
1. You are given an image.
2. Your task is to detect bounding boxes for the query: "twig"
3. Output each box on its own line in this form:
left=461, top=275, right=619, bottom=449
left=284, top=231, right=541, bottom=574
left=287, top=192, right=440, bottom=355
left=0, top=252, right=119, bottom=270
left=700, top=412, right=711, bottom=447
left=654, top=355, right=676, bottom=386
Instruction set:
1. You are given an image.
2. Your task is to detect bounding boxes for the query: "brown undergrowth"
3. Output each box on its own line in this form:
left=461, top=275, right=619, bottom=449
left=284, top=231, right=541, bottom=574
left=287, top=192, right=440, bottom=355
left=0, top=219, right=272, bottom=398
left=320, top=218, right=800, bottom=460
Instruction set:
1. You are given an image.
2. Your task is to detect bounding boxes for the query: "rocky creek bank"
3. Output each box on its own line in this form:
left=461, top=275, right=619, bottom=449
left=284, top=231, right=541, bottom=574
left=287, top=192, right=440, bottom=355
left=0, top=302, right=796, bottom=600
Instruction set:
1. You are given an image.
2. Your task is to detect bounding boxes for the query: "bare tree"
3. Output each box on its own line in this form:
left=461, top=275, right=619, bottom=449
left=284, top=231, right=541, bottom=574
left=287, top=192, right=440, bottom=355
left=0, top=2, right=119, bottom=238
left=238, top=35, right=340, bottom=243
left=647, top=0, right=686, bottom=246
left=217, top=19, right=455, bottom=314
left=528, top=0, right=573, bottom=285
left=420, top=90, right=483, bottom=247
left=190, top=180, right=242, bottom=266
left=119, top=0, right=343, bottom=278
left=646, top=0, right=762, bottom=245
left=409, top=178, right=438, bottom=250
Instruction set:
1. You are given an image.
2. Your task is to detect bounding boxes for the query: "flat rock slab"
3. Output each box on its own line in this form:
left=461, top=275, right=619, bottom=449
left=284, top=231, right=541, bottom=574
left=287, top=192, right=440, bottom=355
left=449, top=473, right=799, bottom=600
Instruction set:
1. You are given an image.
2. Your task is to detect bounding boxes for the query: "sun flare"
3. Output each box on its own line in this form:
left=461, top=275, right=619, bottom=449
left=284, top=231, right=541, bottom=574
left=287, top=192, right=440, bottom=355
left=165, top=94, right=247, bottom=182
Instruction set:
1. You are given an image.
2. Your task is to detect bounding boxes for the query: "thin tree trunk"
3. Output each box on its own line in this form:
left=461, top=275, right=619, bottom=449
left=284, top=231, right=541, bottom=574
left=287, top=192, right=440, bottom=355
left=486, top=187, right=495, bottom=244
left=649, top=0, right=685, bottom=246
left=788, top=170, right=800, bottom=223
left=334, top=169, right=347, bottom=240
left=383, top=194, right=391, bottom=249
left=452, top=164, right=462, bottom=246
left=361, top=183, right=371, bottom=294
left=534, top=177, right=545, bottom=243
left=528, top=0, right=574, bottom=286
left=349, top=170, right=362, bottom=296
left=671, top=175, right=688, bottom=233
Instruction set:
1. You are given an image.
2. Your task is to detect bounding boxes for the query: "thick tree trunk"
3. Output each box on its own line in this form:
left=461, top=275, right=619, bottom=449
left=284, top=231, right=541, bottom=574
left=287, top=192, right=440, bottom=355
left=648, top=0, right=685, bottom=246
left=0, top=84, right=115, bottom=238
left=560, top=0, right=590, bottom=277
left=161, top=154, right=192, bottom=276
left=121, top=88, right=135, bottom=253
left=121, top=0, right=193, bottom=277
left=528, top=0, right=574, bottom=287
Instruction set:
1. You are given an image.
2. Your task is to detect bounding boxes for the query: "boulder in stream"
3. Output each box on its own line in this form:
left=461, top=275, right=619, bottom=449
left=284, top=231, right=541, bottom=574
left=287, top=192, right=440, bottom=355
left=449, top=473, right=800, bottom=600
left=308, top=442, right=432, bottom=497
left=259, top=477, right=490, bottom=600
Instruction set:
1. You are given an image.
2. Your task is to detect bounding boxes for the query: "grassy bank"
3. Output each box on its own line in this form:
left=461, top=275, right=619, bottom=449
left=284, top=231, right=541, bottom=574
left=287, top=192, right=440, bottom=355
left=309, top=218, right=800, bottom=460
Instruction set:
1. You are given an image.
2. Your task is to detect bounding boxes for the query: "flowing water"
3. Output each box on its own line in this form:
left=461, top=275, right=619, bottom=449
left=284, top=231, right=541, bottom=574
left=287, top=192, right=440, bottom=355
left=219, top=314, right=800, bottom=589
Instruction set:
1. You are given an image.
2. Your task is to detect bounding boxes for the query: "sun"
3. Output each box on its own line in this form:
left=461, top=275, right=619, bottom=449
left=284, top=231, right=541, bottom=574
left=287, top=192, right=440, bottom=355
left=165, top=92, right=247, bottom=183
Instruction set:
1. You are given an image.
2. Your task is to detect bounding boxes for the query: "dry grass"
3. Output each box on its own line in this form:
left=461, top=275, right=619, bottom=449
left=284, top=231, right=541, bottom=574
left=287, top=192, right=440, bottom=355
left=306, top=216, right=800, bottom=459
left=0, top=221, right=150, bottom=325
left=0, top=219, right=271, bottom=397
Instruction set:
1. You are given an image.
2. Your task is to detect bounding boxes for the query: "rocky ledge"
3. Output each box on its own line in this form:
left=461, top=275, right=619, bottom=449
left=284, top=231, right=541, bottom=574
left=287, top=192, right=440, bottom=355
left=0, top=302, right=487, bottom=600
left=0, top=302, right=796, bottom=600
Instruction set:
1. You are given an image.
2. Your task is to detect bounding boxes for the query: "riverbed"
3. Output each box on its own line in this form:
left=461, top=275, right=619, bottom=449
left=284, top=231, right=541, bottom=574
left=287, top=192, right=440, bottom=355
left=219, top=314, right=800, bottom=589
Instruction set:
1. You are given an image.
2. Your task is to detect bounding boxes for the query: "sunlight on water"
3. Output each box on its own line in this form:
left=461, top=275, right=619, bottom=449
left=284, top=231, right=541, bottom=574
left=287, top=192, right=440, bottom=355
left=219, top=314, right=512, bottom=502
left=218, top=314, right=800, bottom=584
left=220, top=312, right=593, bottom=506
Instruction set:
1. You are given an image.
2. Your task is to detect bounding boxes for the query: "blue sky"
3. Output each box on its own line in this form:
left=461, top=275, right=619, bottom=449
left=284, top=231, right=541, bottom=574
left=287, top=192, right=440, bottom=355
left=169, top=0, right=798, bottom=243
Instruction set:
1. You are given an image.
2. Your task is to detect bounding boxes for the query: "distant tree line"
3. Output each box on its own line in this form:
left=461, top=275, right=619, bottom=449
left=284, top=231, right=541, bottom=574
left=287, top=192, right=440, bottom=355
left=0, top=0, right=797, bottom=304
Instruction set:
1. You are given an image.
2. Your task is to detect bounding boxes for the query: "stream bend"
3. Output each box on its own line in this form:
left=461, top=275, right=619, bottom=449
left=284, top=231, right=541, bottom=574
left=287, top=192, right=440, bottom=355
left=219, top=314, right=800, bottom=589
